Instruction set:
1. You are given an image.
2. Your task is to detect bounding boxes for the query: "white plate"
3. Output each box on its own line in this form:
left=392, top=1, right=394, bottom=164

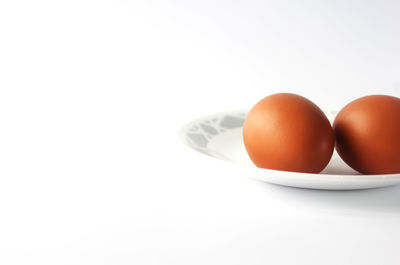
left=180, top=109, right=400, bottom=190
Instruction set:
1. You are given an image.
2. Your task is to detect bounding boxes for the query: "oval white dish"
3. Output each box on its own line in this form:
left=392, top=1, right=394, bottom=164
left=180, top=109, right=400, bottom=190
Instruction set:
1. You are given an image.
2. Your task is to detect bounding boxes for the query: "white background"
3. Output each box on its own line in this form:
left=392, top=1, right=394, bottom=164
left=1, top=0, right=400, bottom=264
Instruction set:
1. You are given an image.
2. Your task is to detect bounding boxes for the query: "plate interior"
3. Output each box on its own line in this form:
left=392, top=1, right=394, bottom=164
left=182, top=109, right=357, bottom=174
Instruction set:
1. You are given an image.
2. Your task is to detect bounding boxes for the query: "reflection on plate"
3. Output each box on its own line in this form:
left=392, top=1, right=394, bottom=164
left=180, top=109, right=400, bottom=190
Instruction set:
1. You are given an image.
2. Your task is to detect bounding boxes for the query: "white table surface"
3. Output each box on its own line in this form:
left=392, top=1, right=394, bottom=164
left=1, top=1, right=400, bottom=264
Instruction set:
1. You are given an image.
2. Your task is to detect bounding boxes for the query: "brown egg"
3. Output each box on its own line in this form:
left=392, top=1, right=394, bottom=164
left=333, top=95, right=400, bottom=174
left=243, top=93, right=334, bottom=173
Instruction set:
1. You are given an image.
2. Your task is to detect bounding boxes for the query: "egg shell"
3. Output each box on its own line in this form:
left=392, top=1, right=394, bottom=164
left=243, top=93, right=334, bottom=173
left=333, top=95, right=400, bottom=174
